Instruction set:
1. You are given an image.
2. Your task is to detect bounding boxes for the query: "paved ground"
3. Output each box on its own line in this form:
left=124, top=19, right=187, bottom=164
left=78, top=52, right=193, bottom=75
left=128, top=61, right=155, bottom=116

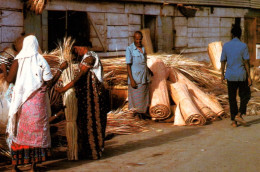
left=1, top=115, right=260, bottom=172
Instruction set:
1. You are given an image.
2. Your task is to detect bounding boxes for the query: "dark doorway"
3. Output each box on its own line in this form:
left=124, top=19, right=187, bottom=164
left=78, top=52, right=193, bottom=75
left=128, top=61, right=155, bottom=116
left=48, top=11, right=90, bottom=51
left=144, top=15, right=157, bottom=51
left=48, top=11, right=66, bottom=51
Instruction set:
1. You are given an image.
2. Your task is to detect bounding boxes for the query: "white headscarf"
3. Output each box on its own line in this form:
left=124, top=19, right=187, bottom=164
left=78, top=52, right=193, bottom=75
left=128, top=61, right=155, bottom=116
left=81, top=51, right=103, bottom=82
left=6, top=35, right=53, bottom=147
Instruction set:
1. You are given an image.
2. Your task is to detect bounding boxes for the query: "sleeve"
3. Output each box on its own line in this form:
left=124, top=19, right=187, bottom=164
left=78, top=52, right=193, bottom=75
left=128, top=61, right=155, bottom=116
left=42, top=58, right=53, bottom=81
left=220, top=46, right=227, bottom=62
left=125, top=46, right=132, bottom=64
left=243, top=45, right=250, bottom=60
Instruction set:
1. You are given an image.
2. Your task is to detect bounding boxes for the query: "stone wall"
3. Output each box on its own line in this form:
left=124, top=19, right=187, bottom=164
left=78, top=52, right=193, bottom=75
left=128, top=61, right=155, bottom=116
left=174, top=7, right=248, bottom=61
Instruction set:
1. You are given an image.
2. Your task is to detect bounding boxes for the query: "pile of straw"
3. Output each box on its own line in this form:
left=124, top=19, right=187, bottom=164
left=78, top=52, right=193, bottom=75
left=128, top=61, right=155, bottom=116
left=59, top=37, right=78, bottom=160
left=101, top=58, right=128, bottom=87
left=26, top=0, right=48, bottom=14
left=106, top=109, right=148, bottom=135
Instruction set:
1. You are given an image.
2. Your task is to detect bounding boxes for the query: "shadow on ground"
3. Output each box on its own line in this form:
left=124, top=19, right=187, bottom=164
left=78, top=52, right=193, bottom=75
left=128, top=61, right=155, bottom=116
left=102, top=127, right=201, bottom=158
left=0, top=126, right=201, bottom=171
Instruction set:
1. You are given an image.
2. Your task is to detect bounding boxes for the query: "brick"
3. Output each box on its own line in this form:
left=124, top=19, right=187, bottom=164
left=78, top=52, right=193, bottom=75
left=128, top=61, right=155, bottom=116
left=175, top=26, right=187, bottom=37
left=129, top=25, right=141, bottom=37
left=1, top=26, right=23, bottom=42
left=188, top=17, right=209, bottom=27
left=174, top=17, right=188, bottom=26
left=125, top=3, right=144, bottom=14
left=220, top=18, right=234, bottom=27
left=129, top=14, right=141, bottom=25
left=144, top=4, right=160, bottom=15
left=175, top=37, right=188, bottom=48
left=107, top=26, right=128, bottom=38
left=106, top=13, right=128, bottom=26
left=108, top=38, right=128, bottom=51
left=1, top=11, right=23, bottom=26
left=89, top=13, right=105, bottom=25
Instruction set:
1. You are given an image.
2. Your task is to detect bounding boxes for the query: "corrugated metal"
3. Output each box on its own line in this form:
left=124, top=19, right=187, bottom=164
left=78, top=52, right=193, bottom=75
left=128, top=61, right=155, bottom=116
left=115, top=0, right=260, bottom=9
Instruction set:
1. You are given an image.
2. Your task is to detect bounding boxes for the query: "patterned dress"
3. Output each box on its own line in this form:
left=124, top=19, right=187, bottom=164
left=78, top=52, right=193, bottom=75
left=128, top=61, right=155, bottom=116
left=75, top=68, right=109, bottom=160
left=11, top=85, right=51, bottom=165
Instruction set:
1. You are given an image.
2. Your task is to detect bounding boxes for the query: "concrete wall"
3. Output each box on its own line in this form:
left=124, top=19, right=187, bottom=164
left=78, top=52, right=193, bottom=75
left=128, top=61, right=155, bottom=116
left=0, top=0, right=23, bottom=50
left=174, top=7, right=248, bottom=61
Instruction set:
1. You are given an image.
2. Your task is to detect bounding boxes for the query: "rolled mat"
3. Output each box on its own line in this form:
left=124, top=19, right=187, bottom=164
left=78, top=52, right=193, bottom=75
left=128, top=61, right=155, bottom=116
left=173, top=105, right=186, bottom=126
left=168, top=68, right=225, bottom=117
left=191, top=95, right=218, bottom=122
left=167, top=81, right=206, bottom=126
left=147, top=57, right=171, bottom=121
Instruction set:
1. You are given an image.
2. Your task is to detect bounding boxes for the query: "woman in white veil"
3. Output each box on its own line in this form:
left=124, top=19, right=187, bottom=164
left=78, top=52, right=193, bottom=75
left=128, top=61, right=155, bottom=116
left=2, top=35, right=67, bottom=172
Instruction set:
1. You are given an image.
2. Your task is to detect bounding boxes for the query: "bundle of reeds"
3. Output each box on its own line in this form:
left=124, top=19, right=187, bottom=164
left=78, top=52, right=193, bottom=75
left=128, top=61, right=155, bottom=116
left=43, top=55, right=61, bottom=69
left=26, top=0, right=48, bottom=14
left=208, top=42, right=223, bottom=70
left=101, top=57, right=128, bottom=87
left=59, top=37, right=78, bottom=160
left=106, top=109, right=148, bottom=135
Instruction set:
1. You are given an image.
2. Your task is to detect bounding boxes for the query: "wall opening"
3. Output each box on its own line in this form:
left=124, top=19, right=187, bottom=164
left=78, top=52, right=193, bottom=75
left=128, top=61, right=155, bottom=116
left=48, top=11, right=90, bottom=51
left=144, top=15, right=157, bottom=52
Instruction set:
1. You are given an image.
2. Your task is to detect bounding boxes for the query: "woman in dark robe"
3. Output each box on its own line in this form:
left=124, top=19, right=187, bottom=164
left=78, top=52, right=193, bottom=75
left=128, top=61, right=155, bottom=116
left=57, top=51, right=108, bottom=160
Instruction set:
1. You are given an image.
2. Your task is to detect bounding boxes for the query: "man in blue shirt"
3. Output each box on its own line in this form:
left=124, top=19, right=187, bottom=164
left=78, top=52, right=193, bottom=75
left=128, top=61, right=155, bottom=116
left=126, top=31, right=152, bottom=118
left=220, top=25, right=252, bottom=127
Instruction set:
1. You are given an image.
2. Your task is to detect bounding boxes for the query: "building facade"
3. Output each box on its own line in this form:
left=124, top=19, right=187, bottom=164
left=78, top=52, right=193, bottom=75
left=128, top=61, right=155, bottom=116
left=0, top=0, right=259, bottom=65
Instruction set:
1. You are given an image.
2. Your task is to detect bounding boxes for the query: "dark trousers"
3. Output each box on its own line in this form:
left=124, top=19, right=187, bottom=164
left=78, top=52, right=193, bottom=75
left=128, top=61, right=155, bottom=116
left=227, top=80, right=251, bottom=121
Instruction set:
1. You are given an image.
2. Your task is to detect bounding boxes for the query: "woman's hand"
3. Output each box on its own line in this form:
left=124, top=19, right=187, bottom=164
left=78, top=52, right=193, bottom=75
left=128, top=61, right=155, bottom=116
left=56, top=87, right=66, bottom=93
left=60, top=61, right=68, bottom=71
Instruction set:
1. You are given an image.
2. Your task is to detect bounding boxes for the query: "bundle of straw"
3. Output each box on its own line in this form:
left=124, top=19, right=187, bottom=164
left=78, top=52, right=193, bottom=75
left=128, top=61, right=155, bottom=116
left=59, top=37, right=78, bottom=160
left=106, top=109, right=148, bottom=135
left=27, top=0, right=47, bottom=14
left=43, top=55, right=61, bottom=69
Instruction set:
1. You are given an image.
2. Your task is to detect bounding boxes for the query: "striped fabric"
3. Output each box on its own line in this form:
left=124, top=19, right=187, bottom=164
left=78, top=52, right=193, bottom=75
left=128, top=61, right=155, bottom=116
left=128, top=84, right=149, bottom=114
left=0, top=51, right=15, bottom=72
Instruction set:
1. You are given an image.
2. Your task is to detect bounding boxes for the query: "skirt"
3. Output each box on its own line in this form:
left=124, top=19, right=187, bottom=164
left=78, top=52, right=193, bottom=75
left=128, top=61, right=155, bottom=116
left=128, top=84, right=149, bottom=113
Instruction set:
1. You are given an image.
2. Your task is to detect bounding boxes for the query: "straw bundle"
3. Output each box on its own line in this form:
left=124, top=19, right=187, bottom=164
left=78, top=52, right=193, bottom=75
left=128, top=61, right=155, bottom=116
left=43, top=55, right=61, bottom=69
left=147, top=57, right=171, bottom=121
left=208, top=42, right=223, bottom=70
left=168, top=68, right=225, bottom=117
left=101, top=57, right=128, bottom=87
left=167, top=81, right=206, bottom=126
left=106, top=109, right=148, bottom=135
left=26, top=0, right=47, bottom=14
left=59, top=37, right=78, bottom=160
left=141, top=29, right=154, bottom=54
left=0, top=74, right=10, bottom=128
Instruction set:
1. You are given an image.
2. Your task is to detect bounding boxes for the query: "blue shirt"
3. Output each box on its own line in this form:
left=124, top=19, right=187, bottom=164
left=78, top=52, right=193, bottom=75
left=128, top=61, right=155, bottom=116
left=220, top=38, right=249, bottom=81
left=126, top=43, right=151, bottom=84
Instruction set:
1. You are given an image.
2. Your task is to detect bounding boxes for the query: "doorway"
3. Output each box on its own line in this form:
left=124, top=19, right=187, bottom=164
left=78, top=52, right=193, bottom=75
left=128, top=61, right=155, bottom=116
left=48, top=11, right=90, bottom=51
left=144, top=15, right=157, bottom=52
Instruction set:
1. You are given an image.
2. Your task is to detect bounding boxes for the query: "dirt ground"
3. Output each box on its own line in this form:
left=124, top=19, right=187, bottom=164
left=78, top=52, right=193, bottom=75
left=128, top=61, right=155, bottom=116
left=1, top=115, right=260, bottom=172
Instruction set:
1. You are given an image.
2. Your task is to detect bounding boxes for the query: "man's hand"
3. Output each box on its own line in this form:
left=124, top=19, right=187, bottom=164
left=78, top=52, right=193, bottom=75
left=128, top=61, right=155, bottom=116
left=130, top=80, right=137, bottom=89
left=221, top=74, right=225, bottom=83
